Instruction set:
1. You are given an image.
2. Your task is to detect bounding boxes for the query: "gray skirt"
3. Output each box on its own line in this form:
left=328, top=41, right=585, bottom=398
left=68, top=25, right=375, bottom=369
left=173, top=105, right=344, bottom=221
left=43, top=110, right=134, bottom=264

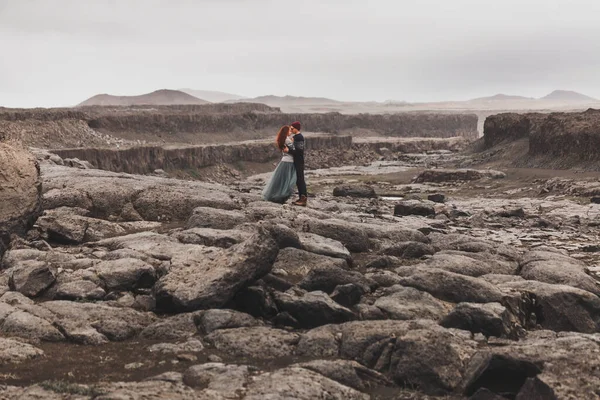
left=262, top=161, right=297, bottom=203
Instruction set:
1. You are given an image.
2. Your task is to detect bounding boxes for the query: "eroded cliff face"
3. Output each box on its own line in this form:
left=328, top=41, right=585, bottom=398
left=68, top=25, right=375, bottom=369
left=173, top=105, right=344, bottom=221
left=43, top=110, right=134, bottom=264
left=530, top=109, right=600, bottom=159
left=481, top=109, right=600, bottom=169
left=89, top=111, right=478, bottom=140
left=0, top=141, right=42, bottom=256
left=51, top=136, right=353, bottom=175
left=50, top=136, right=468, bottom=177
left=1, top=106, right=478, bottom=149
left=482, top=113, right=546, bottom=149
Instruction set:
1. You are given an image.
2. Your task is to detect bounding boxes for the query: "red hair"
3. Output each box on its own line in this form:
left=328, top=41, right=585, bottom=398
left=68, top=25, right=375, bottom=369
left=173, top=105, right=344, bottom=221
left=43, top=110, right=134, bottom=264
left=275, top=125, right=290, bottom=150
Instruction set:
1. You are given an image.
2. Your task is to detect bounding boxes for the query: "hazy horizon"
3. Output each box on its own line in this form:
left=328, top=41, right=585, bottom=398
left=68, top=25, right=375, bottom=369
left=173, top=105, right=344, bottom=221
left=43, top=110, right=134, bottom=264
left=2, top=0, right=600, bottom=108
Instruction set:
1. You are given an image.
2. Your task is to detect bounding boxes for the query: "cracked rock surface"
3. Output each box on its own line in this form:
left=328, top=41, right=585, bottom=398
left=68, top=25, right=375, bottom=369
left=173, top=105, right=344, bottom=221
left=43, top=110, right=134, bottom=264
left=0, top=146, right=599, bottom=399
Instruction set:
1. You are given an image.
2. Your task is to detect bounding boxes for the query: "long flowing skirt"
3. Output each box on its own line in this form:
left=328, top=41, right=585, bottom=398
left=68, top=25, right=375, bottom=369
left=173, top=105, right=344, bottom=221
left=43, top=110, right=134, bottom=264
left=262, top=161, right=297, bottom=203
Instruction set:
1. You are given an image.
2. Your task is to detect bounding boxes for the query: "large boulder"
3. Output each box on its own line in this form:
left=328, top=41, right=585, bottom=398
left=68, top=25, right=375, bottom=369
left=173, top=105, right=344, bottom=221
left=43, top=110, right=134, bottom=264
left=297, top=217, right=370, bottom=253
left=195, top=309, right=261, bottom=334
left=154, top=227, right=279, bottom=312
left=298, top=320, right=477, bottom=395
left=273, top=291, right=355, bottom=328
left=271, top=247, right=349, bottom=286
left=393, top=200, right=436, bottom=217
left=92, top=258, right=156, bottom=292
left=440, top=302, right=521, bottom=338
left=8, top=260, right=56, bottom=297
left=333, top=184, right=376, bottom=198
left=398, top=268, right=505, bottom=303
left=36, top=211, right=127, bottom=244
left=373, top=285, right=450, bottom=321
left=461, top=331, right=600, bottom=399
left=299, top=266, right=374, bottom=294
left=519, top=250, right=600, bottom=295
left=499, top=280, right=600, bottom=333
left=0, top=143, right=42, bottom=257
left=299, top=232, right=351, bottom=261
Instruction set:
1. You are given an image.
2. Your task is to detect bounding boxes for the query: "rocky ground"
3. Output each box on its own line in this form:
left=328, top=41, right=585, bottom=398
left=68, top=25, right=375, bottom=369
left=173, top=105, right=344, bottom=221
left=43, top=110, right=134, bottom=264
left=0, top=144, right=599, bottom=399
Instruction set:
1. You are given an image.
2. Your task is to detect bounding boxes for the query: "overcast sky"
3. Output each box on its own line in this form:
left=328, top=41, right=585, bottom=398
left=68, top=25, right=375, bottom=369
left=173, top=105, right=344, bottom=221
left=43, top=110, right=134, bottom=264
left=2, top=0, right=600, bottom=107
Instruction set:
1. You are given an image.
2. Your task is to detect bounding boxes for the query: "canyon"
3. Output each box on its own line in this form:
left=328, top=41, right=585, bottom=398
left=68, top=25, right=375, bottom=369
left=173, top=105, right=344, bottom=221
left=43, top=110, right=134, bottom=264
left=0, top=105, right=599, bottom=399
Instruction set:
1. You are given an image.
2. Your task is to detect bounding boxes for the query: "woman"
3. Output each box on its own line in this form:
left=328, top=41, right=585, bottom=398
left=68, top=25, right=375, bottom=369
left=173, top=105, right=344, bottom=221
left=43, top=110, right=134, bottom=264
left=262, top=125, right=297, bottom=203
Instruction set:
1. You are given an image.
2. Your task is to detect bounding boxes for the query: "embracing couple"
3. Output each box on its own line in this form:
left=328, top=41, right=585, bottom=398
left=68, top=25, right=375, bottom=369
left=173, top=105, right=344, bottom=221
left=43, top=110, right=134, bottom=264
left=262, top=121, right=308, bottom=206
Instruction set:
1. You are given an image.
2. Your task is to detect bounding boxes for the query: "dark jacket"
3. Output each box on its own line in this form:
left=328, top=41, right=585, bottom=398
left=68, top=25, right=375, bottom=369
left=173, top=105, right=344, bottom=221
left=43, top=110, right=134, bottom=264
left=288, top=133, right=304, bottom=165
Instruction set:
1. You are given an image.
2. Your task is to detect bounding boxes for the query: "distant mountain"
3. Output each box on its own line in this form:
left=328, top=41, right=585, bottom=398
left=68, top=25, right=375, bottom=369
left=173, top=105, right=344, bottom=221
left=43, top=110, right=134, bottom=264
left=179, top=89, right=247, bottom=103
left=468, top=94, right=534, bottom=102
left=228, top=95, right=343, bottom=106
left=77, top=89, right=210, bottom=106
left=540, top=90, right=597, bottom=103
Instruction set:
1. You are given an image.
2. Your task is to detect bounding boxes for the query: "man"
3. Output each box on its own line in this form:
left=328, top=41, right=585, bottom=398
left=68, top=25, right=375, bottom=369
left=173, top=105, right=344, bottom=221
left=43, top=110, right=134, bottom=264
left=288, top=121, right=307, bottom=206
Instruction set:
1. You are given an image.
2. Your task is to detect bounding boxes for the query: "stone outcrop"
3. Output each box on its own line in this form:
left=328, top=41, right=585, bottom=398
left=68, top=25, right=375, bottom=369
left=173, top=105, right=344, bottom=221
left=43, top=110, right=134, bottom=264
left=481, top=109, right=600, bottom=169
left=483, top=112, right=546, bottom=148
left=0, top=142, right=42, bottom=257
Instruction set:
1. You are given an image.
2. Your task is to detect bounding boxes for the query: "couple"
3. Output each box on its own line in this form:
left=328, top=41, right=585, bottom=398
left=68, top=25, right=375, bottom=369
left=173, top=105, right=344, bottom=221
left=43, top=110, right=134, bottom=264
left=262, top=121, right=307, bottom=206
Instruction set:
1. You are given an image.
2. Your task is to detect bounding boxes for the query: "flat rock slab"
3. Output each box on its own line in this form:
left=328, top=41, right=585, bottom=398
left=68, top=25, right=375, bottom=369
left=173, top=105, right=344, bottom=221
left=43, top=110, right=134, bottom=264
left=333, top=184, right=377, bottom=198
left=205, top=326, right=301, bottom=359
left=171, top=227, right=250, bottom=248
left=0, top=337, right=44, bottom=363
left=394, top=200, right=436, bottom=217
left=429, top=233, right=520, bottom=260
left=413, top=169, right=506, bottom=183
left=41, top=300, right=156, bottom=343
left=41, top=164, right=241, bottom=221
left=185, top=207, right=248, bottom=230
left=195, top=309, right=261, bottom=334
left=183, top=362, right=250, bottom=396
left=374, top=285, right=450, bottom=321
left=299, top=232, right=352, bottom=261
left=297, top=359, right=392, bottom=391
left=244, top=367, right=369, bottom=400
left=398, top=268, right=505, bottom=303
left=412, top=251, right=518, bottom=277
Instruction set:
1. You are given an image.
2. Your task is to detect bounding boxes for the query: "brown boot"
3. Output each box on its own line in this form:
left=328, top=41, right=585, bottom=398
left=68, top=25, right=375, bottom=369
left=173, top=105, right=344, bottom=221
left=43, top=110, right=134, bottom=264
left=292, top=195, right=307, bottom=207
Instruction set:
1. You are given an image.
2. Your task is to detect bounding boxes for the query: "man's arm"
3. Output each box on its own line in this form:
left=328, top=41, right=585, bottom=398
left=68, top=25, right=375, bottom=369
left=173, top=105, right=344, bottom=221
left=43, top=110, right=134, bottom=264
left=288, top=136, right=304, bottom=156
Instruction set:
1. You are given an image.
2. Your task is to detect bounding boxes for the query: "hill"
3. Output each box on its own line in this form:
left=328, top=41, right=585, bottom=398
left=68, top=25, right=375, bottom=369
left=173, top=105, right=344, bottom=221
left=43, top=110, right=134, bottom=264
left=468, top=94, right=534, bottom=102
left=179, top=89, right=246, bottom=103
left=77, top=89, right=210, bottom=107
left=540, top=90, right=597, bottom=103
left=228, top=95, right=343, bottom=106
